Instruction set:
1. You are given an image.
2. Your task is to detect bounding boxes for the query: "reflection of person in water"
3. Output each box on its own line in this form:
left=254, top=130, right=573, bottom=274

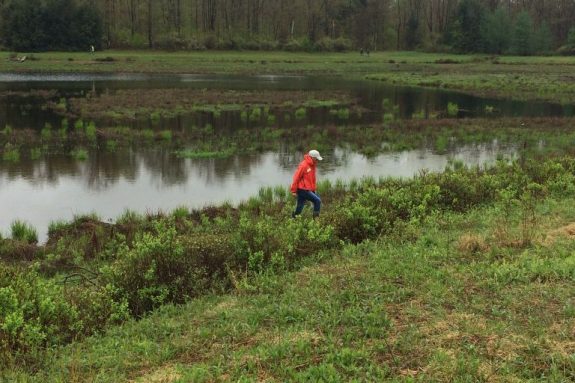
left=290, top=150, right=323, bottom=219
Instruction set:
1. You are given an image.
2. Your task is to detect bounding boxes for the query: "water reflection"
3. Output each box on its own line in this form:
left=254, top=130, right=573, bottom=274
left=0, top=143, right=516, bottom=242
left=0, top=74, right=573, bottom=131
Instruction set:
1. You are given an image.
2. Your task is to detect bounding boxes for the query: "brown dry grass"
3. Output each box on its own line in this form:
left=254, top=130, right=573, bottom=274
left=66, top=89, right=356, bottom=120
left=456, top=233, right=489, bottom=255
left=542, top=222, right=575, bottom=246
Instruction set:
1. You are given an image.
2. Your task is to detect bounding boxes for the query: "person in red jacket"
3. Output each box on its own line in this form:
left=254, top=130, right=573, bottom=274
left=290, top=149, right=323, bottom=218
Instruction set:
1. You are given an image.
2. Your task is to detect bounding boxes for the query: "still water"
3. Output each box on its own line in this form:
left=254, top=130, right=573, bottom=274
left=0, top=73, right=565, bottom=240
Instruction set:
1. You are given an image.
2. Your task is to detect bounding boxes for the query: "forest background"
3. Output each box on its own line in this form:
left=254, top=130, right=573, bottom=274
left=1, top=0, right=575, bottom=56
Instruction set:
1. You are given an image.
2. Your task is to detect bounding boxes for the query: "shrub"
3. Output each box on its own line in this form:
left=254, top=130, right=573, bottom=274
left=0, top=267, right=128, bottom=368
left=103, top=220, right=234, bottom=316
left=314, top=37, right=352, bottom=52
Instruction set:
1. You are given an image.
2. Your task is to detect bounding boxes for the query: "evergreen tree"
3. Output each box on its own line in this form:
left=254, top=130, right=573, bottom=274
left=405, top=13, right=421, bottom=50
left=0, top=0, right=45, bottom=51
left=511, top=11, right=534, bottom=56
left=449, top=0, right=486, bottom=53
left=568, top=27, right=575, bottom=47
left=533, top=22, right=553, bottom=54
left=481, top=8, right=510, bottom=54
left=0, top=0, right=102, bottom=51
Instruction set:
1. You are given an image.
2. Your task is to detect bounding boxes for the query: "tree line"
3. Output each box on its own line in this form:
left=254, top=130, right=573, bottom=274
left=0, top=0, right=574, bottom=54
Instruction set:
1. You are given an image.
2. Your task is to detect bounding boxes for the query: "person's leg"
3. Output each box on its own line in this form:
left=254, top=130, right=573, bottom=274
left=292, top=190, right=307, bottom=217
left=295, top=190, right=321, bottom=217
left=307, top=191, right=321, bottom=217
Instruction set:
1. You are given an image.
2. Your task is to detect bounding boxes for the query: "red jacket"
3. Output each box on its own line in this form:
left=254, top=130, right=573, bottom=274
left=291, top=154, right=317, bottom=193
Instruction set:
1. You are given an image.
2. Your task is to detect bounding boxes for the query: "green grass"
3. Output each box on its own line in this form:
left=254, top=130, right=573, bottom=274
left=2, top=147, right=20, bottom=162
left=175, top=148, right=236, bottom=159
left=159, top=130, right=173, bottom=141
left=85, top=121, right=97, bottom=142
left=337, top=108, right=350, bottom=119
left=295, top=107, right=306, bottom=120
left=447, top=102, right=459, bottom=117
left=30, top=147, right=42, bottom=160
left=1, top=50, right=574, bottom=103
left=10, top=220, right=38, bottom=244
left=9, top=193, right=575, bottom=381
left=70, top=148, right=88, bottom=160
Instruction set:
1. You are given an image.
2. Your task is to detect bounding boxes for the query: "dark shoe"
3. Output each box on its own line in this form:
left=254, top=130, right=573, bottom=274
left=313, top=211, right=320, bottom=219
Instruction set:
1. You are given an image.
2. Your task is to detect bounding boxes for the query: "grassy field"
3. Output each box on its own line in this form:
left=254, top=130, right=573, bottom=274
left=3, top=50, right=575, bottom=381
left=2, top=51, right=575, bottom=103
left=6, top=188, right=575, bottom=382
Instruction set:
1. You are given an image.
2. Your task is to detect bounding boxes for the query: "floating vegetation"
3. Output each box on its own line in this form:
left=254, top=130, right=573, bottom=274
left=2, top=125, right=12, bottom=136
left=2, top=145, right=20, bottom=162
left=70, top=148, right=88, bottom=160
left=295, top=107, right=307, bottom=120
left=58, top=127, right=67, bottom=140
left=435, top=135, right=450, bottom=153
left=249, top=107, right=262, bottom=122
left=106, top=140, right=118, bottom=151
left=412, top=111, right=426, bottom=120
left=382, top=98, right=393, bottom=110
left=447, top=102, right=459, bottom=117
left=337, top=108, right=350, bottom=119
left=74, top=119, right=84, bottom=130
left=150, top=111, right=162, bottom=124
left=30, top=148, right=42, bottom=160
left=485, top=105, right=495, bottom=114
left=85, top=122, right=97, bottom=142
left=175, top=148, right=236, bottom=159
left=41, top=124, right=52, bottom=140
left=303, top=100, right=342, bottom=108
left=267, top=114, right=276, bottom=125
left=142, top=129, right=154, bottom=140
left=160, top=130, right=173, bottom=141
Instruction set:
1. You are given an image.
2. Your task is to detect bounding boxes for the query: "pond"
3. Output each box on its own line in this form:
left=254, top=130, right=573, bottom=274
left=0, top=73, right=570, bottom=241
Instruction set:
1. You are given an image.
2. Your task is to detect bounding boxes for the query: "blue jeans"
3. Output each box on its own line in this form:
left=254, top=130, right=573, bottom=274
left=293, top=189, right=321, bottom=216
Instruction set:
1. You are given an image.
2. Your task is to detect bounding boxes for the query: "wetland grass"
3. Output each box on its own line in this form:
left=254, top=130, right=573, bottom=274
left=172, top=206, right=190, bottom=219
left=70, top=148, right=89, bottom=160
left=41, top=123, right=52, bottom=140
left=85, top=122, right=97, bottom=142
left=337, top=108, right=350, bottom=119
left=74, top=119, right=84, bottom=130
left=30, top=147, right=42, bottom=160
left=10, top=220, right=38, bottom=244
left=105, top=140, right=118, bottom=151
left=249, top=106, right=262, bottom=122
left=2, top=146, right=20, bottom=162
left=295, top=107, right=307, bottom=120
left=175, top=148, right=236, bottom=159
left=142, top=129, right=155, bottom=140
left=2, top=125, right=13, bottom=136
left=447, top=102, right=459, bottom=117
left=159, top=130, right=173, bottom=141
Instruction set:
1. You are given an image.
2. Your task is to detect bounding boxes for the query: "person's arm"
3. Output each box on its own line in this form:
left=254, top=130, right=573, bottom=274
left=290, top=164, right=304, bottom=194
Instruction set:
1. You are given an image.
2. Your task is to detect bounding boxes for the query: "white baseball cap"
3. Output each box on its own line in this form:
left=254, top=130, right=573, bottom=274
left=309, top=149, right=323, bottom=161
